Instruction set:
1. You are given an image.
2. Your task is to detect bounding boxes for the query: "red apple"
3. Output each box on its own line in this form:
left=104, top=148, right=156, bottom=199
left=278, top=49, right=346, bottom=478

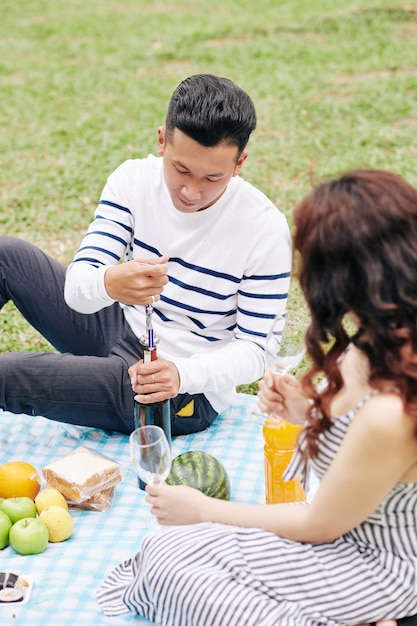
left=9, top=518, right=49, bottom=555
left=0, top=510, right=12, bottom=550
left=0, top=497, right=36, bottom=524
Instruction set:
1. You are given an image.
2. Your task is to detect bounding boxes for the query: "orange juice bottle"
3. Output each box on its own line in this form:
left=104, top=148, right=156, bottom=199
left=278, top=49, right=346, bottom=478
left=263, top=417, right=306, bottom=504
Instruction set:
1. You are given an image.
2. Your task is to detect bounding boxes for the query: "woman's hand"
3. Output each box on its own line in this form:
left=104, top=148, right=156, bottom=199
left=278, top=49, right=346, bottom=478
left=257, top=366, right=309, bottom=425
left=145, top=483, right=208, bottom=525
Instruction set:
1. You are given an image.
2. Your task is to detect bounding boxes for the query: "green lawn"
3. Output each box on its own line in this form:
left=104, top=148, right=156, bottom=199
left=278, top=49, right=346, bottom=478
left=1, top=0, right=417, bottom=391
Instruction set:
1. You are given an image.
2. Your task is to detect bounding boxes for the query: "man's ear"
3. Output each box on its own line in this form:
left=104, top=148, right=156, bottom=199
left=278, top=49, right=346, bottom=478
left=157, top=126, right=165, bottom=156
left=233, top=150, right=248, bottom=176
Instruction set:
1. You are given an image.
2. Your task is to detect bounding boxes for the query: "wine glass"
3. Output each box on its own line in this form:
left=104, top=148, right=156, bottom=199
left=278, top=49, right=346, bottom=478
left=254, top=309, right=310, bottom=420
left=266, top=309, right=310, bottom=378
left=129, top=425, right=172, bottom=530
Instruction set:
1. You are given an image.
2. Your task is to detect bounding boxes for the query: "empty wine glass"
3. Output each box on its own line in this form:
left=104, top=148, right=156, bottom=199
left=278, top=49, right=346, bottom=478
left=129, top=425, right=172, bottom=530
left=266, top=309, right=310, bottom=377
left=254, top=308, right=310, bottom=420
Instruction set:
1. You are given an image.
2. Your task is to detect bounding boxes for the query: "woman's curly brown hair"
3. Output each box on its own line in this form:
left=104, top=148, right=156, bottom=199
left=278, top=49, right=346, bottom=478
left=293, top=169, right=417, bottom=458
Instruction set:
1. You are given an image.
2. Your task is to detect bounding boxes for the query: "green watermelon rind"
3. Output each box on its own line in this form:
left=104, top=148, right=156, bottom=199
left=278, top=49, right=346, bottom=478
left=166, top=450, right=231, bottom=501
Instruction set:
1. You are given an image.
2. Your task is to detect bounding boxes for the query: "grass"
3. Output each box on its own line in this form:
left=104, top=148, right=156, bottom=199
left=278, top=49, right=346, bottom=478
left=1, top=0, right=417, bottom=391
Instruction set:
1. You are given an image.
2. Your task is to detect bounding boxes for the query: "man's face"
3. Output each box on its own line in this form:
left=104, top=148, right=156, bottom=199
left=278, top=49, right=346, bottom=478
left=157, top=127, right=247, bottom=213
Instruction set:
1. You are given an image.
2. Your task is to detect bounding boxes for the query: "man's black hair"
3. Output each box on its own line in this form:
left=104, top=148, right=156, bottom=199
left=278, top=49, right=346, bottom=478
left=165, top=74, right=257, bottom=154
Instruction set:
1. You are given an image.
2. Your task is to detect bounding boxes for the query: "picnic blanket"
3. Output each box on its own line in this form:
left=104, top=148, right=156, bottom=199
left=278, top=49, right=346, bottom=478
left=0, top=393, right=317, bottom=625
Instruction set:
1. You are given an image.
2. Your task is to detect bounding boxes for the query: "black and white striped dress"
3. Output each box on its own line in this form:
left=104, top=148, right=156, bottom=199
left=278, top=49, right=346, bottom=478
left=97, top=393, right=417, bottom=625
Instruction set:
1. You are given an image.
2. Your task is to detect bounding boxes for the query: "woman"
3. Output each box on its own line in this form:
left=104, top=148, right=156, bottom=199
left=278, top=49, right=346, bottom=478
left=97, top=169, right=417, bottom=625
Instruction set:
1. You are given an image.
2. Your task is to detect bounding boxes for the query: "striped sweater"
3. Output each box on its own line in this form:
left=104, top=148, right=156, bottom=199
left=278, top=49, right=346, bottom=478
left=65, top=155, right=291, bottom=412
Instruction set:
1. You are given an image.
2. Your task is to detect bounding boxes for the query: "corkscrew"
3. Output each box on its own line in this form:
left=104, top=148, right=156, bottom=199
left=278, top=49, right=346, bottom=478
left=145, top=303, right=155, bottom=351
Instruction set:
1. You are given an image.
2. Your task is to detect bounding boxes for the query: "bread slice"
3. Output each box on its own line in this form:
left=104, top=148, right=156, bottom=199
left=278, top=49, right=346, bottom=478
left=42, top=446, right=122, bottom=503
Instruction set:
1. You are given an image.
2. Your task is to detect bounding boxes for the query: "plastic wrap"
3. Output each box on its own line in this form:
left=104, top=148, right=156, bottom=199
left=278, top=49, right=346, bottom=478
left=42, top=446, right=122, bottom=511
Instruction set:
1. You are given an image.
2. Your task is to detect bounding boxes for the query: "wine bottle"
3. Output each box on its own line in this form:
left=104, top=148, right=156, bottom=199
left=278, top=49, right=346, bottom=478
left=134, top=334, right=171, bottom=490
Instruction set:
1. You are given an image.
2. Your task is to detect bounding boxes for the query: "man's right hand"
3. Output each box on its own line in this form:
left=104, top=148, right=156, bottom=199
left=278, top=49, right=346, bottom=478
left=104, top=255, right=169, bottom=305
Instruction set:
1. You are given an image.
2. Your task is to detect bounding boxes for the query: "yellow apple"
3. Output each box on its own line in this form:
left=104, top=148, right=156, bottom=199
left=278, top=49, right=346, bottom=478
left=39, top=505, right=74, bottom=542
left=35, top=489, right=68, bottom=515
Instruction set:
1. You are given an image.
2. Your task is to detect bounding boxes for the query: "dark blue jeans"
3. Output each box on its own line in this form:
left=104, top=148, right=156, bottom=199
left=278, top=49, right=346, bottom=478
left=0, top=236, right=217, bottom=435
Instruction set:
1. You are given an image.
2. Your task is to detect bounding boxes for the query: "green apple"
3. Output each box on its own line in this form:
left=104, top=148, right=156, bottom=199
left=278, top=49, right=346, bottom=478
left=0, top=510, right=12, bottom=549
left=0, top=497, right=36, bottom=524
left=9, top=517, right=49, bottom=555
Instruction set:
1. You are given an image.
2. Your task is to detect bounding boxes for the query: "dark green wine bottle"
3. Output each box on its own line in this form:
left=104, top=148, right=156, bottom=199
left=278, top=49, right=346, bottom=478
left=134, top=335, right=171, bottom=490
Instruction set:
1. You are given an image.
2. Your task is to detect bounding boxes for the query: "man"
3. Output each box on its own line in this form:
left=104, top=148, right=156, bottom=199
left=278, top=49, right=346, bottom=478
left=0, top=74, right=291, bottom=435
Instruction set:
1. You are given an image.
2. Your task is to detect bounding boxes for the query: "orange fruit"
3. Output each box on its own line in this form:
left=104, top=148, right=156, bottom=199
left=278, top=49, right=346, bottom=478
left=0, top=461, right=41, bottom=500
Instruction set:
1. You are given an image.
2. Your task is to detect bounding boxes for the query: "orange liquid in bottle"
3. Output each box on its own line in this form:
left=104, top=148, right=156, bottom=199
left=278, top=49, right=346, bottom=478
left=263, top=417, right=306, bottom=504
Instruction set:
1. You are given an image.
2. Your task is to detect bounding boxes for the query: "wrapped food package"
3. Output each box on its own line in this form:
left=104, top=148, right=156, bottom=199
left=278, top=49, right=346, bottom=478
left=42, top=446, right=122, bottom=509
left=65, top=486, right=116, bottom=512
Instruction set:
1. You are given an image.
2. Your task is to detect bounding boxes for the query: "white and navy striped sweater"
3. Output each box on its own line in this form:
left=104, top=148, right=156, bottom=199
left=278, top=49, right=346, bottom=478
left=65, top=155, right=292, bottom=413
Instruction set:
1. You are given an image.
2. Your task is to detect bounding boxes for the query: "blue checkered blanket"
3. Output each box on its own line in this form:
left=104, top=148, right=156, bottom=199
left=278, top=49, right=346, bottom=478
left=0, top=393, right=317, bottom=625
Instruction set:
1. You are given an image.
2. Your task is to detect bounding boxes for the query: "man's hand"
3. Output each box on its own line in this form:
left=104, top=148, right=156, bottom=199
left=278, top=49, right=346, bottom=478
left=128, top=358, right=180, bottom=403
left=104, top=255, right=169, bottom=305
